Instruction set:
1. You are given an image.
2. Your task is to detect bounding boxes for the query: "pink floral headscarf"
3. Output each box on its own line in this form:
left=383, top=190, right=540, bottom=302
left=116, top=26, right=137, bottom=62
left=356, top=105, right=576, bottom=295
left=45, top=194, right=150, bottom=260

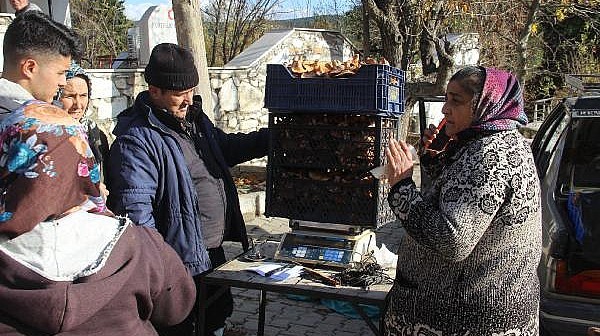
left=471, top=67, right=528, bottom=131
left=0, top=100, right=107, bottom=238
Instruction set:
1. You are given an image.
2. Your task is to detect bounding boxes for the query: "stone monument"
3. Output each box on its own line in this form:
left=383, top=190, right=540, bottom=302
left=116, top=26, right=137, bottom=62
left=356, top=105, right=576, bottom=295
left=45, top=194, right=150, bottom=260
left=131, top=5, right=178, bottom=67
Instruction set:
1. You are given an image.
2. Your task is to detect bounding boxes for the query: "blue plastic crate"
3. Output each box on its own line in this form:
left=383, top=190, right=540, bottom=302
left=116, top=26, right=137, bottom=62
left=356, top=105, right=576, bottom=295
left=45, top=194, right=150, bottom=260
left=264, top=64, right=405, bottom=116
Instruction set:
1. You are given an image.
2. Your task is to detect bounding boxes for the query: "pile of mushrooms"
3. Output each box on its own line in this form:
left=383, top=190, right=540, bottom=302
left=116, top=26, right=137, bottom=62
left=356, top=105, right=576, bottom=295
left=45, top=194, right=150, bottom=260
left=286, top=54, right=389, bottom=78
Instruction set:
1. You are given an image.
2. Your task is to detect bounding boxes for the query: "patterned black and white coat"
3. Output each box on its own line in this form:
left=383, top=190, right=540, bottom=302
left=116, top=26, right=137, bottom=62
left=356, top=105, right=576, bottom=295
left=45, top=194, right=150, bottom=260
left=384, top=129, right=541, bottom=336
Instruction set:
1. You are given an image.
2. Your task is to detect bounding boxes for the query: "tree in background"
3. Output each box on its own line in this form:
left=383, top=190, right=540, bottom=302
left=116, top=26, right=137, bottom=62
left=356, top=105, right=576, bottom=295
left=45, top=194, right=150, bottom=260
left=172, top=0, right=214, bottom=119
left=356, top=0, right=460, bottom=139
left=351, top=0, right=600, bottom=121
left=319, top=0, right=381, bottom=56
left=528, top=0, right=600, bottom=99
left=204, top=0, right=282, bottom=66
left=70, top=0, right=132, bottom=67
left=448, top=0, right=598, bottom=99
left=449, top=0, right=541, bottom=87
left=360, top=0, right=467, bottom=94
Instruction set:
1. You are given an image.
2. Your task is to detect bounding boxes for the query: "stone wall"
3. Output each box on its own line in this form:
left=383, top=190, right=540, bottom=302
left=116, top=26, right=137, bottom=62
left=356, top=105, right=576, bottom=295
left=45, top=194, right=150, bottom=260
left=210, top=67, right=268, bottom=132
left=85, top=69, right=147, bottom=143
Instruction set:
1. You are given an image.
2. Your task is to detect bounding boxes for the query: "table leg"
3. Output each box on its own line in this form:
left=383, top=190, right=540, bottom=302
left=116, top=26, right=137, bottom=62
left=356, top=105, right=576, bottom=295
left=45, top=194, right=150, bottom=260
left=350, top=302, right=380, bottom=336
left=257, top=290, right=267, bottom=336
left=196, top=278, right=207, bottom=336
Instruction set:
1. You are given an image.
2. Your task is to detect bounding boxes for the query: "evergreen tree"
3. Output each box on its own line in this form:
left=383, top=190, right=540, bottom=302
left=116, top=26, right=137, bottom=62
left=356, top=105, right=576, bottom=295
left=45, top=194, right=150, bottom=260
left=70, top=0, right=132, bottom=67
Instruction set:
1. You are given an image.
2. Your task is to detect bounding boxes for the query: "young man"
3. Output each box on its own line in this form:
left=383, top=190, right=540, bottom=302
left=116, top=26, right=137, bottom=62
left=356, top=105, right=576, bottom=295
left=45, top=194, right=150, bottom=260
left=0, top=11, right=80, bottom=119
left=108, top=43, right=269, bottom=336
left=9, top=0, right=42, bottom=16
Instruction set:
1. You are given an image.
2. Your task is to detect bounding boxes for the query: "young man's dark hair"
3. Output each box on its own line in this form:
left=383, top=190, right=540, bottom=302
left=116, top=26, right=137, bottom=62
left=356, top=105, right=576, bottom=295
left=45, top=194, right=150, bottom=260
left=0, top=11, right=82, bottom=116
left=3, top=10, right=82, bottom=69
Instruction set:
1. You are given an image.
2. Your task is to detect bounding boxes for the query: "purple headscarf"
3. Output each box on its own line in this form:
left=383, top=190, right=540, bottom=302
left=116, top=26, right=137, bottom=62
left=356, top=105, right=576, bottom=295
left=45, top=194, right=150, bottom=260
left=471, top=67, right=528, bottom=131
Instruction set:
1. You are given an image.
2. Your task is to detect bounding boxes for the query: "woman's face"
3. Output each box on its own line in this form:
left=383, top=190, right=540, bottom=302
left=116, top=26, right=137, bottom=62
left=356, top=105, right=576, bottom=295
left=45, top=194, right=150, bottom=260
left=442, top=80, right=475, bottom=137
left=60, top=76, right=89, bottom=121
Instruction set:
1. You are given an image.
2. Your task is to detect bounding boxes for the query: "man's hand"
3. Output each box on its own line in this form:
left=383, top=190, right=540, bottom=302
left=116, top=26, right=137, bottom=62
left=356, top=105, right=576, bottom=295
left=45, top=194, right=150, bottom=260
left=588, top=327, right=600, bottom=336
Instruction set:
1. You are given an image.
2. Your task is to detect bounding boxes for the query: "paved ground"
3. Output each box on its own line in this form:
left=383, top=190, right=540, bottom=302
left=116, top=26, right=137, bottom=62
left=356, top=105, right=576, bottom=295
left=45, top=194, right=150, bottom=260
left=220, top=215, right=405, bottom=336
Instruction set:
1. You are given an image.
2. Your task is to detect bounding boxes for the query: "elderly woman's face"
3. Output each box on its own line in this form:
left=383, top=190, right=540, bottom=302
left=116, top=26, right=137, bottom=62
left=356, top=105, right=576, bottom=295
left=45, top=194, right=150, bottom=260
left=442, top=80, right=475, bottom=137
left=60, top=76, right=89, bottom=121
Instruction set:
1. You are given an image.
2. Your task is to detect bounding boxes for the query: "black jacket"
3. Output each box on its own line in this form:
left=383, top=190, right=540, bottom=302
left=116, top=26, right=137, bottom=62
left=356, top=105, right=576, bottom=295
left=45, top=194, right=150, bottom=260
left=185, top=96, right=269, bottom=250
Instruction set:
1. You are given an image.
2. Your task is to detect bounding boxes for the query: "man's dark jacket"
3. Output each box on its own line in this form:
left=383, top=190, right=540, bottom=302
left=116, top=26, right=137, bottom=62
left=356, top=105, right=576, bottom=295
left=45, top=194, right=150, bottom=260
left=107, top=91, right=268, bottom=276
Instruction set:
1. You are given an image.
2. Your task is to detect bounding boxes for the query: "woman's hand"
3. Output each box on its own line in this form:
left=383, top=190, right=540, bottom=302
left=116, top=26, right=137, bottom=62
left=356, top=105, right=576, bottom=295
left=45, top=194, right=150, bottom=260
left=421, top=123, right=438, bottom=148
left=99, top=182, right=109, bottom=200
left=385, top=138, right=414, bottom=186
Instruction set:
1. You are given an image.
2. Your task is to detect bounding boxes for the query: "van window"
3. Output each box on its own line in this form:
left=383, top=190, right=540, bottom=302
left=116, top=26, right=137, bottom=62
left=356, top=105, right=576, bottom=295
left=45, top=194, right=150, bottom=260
left=534, top=108, right=569, bottom=179
left=564, top=118, right=600, bottom=267
left=568, top=119, right=600, bottom=189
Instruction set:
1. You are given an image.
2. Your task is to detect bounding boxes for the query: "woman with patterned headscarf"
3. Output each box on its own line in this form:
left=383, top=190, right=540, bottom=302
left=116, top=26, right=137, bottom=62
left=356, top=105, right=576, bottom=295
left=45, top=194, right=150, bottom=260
left=56, top=62, right=109, bottom=183
left=383, top=66, right=541, bottom=335
left=0, top=101, right=196, bottom=334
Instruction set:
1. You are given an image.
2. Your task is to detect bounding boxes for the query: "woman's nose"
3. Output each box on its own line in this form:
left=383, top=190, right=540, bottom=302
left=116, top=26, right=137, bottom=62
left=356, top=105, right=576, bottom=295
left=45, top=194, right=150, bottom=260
left=74, top=96, right=84, bottom=109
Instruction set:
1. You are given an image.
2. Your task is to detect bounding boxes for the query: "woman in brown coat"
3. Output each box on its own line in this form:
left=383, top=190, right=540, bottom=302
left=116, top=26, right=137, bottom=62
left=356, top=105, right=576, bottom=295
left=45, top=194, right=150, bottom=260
left=0, top=100, right=196, bottom=335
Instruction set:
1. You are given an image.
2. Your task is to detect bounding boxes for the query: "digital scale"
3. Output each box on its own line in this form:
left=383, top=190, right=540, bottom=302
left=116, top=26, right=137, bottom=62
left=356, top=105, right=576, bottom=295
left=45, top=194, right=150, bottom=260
left=274, top=220, right=376, bottom=269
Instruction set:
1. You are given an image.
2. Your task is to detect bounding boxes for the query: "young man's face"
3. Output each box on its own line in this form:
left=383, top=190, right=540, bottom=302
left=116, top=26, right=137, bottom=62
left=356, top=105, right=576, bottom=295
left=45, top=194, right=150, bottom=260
left=29, top=54, right=71, bottom=103
left=10, top=0, right=29, bottom=11
left=149, top=86, right=195, bottom=120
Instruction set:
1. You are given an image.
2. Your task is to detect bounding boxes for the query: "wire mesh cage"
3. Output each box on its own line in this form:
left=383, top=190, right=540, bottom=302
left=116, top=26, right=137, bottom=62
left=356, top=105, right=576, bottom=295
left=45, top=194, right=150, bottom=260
left=266, top=113, right=398, bottom=227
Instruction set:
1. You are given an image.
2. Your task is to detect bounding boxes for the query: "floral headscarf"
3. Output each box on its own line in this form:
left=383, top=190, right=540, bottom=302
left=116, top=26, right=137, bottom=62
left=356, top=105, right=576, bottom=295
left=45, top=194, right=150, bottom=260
left=55, top=61, right=91, bottom=104
left=65, top=61, right=86, bottom=80
left=0, top=100, right=106, bottom=238
left=471, top=67, right=528, bottom=131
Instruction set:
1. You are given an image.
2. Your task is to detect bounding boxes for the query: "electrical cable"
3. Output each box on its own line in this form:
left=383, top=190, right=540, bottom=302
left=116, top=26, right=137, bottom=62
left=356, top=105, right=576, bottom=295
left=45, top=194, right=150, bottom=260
left=334, top=251, right=394, bottom=288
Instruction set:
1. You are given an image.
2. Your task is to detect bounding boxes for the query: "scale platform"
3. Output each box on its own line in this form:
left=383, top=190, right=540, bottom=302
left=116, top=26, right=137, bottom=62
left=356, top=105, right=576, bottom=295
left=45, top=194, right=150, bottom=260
left=274, top=222, right=376, bottom=269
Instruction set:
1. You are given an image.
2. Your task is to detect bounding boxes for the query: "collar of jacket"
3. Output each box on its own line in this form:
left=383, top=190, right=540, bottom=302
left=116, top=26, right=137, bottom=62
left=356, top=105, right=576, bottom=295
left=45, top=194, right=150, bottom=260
left=151, top=105, right=197, bottom=138
left=114, top=91, right=180, bottom=138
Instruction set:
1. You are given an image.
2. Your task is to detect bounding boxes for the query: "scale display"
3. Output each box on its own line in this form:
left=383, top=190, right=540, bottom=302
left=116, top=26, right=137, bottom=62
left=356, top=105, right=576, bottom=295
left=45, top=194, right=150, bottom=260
left=274, top=230, right=374, bottom=268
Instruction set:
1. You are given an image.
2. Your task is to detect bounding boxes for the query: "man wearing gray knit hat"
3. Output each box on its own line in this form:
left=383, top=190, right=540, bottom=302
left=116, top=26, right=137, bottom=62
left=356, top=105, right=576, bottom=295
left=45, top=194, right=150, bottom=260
left=107, top=43, right=269, bottom=336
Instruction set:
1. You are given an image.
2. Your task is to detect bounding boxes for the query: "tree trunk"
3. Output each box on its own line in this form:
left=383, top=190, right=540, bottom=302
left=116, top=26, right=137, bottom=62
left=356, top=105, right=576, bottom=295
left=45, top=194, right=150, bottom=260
left=515, top=0, right=541, bottom=89
left=378, top=27, right=403, bottom=67
left=172, top=0, right=214, bottom=120
left=361, top=4, right=371, bottom=57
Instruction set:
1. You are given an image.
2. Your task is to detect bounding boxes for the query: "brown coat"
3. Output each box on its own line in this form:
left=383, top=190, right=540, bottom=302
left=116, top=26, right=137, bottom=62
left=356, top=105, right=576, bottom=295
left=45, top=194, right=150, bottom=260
left=0, top=224, right=196, bottom=335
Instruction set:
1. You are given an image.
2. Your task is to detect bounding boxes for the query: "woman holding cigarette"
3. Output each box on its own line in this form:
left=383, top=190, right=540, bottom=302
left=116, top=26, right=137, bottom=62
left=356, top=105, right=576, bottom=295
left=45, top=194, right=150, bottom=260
left=382, top=66, right=541, bottom=335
